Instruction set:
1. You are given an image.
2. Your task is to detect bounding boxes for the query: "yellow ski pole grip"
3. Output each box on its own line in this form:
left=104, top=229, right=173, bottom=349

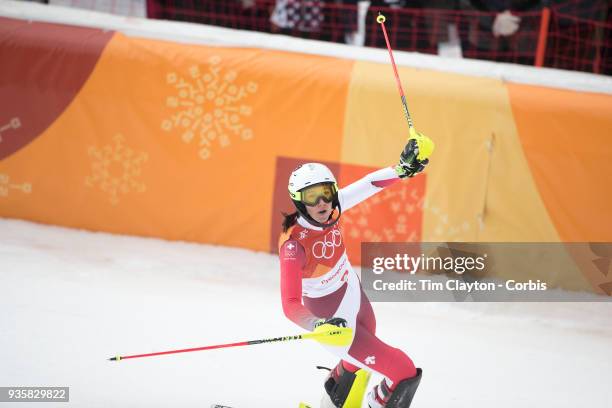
left=304, top=324, right=353, bottom=346
left=409, top=131, right=435, bottom=161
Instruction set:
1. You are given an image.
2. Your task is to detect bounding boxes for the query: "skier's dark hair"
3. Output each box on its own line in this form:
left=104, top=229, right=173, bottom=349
left=282, top=211, right=299, bottom=232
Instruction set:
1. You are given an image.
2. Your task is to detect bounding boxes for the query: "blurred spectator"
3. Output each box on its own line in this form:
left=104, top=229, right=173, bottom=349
left=142, top=0, right=609, bottom=75
left=359, top=1, right=425, bottom=51
left=458, top=0, right=543, bottom=64
left=235, top=0, right=273, bottom=32
left=147, top=1, right=256, bottom=28
left=270, top=0, right=326, bottom=39
left=335, top=0, right=367, bottom=46
left=420, top=1, right=463, bottom=57
left=607, top=3, right=612, bottom=75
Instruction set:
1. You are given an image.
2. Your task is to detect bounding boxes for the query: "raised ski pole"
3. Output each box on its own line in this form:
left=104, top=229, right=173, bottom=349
left=108, top=326, right=352, bottom=362
left=376, top=12, right=435, bottom=163
left=377, top=12, right=414, bottom=134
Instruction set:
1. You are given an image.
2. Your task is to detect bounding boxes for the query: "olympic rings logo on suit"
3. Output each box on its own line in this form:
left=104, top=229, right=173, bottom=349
left=312, top=229, right=342, bottom=259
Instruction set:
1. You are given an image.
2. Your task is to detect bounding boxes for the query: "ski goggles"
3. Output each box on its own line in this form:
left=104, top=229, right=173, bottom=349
left=292, top=182, right=338, bottom=206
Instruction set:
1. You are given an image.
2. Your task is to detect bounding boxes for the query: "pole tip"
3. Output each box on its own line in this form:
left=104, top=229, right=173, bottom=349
left=377, top=13, right=386, bottom=24
left=108, top=356, right=121, bottom=362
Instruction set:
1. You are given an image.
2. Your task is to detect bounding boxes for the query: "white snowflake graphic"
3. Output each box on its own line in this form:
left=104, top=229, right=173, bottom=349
left=85, top=134, right=148, bottom=205
left=161, top=56, right=258, bottom=160
left=0, top=173, right=31, bottom=197
left=0, top=117, right=21, bottom=143
left=342, top=185, right=421, bottom=242
left=421, top=200, right=474, bottom=241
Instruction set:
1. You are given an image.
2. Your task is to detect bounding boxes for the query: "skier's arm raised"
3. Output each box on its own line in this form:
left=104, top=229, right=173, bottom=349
left=339, top=136, right=429, bottom=212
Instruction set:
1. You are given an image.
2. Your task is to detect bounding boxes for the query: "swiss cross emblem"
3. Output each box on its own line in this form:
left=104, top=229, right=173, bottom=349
left=284, top=241, right=297, bottom=258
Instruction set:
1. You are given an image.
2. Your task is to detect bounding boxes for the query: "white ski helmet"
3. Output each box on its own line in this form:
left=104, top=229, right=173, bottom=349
left=288, top=163, right=341, bottom=228
left=288, top=163, right=337, bottom=198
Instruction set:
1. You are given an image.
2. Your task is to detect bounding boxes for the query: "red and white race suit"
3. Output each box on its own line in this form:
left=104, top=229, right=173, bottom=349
left=278, top=166, right=417, bottom=386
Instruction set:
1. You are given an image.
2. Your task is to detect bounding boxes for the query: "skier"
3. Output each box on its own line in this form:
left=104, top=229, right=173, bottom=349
left=278, top=137, right=429, bottom=408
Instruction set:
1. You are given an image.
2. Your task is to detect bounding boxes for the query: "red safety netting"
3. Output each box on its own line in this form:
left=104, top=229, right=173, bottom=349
left=61, top=0, right=612, bottom=75
left=547, top=12, right=611, bottom=75
left=145, top=1, right=546, bottom=64
left=547, top=0, right=611, bottom=74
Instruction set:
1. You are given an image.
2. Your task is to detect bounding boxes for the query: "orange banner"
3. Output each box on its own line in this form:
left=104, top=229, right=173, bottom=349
left=1, top=17, right=611, bottom=293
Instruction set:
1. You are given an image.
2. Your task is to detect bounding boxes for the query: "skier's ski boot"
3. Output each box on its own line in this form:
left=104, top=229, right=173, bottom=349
left=367, top=368, right=422, bottom=408
left=320, top=362, right=371, bottom=407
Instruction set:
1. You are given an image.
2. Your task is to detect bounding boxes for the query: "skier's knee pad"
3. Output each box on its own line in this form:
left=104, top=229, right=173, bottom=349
left=385, top=368, right=422, bottom=408
left=324, top=363, right=370, bottom=407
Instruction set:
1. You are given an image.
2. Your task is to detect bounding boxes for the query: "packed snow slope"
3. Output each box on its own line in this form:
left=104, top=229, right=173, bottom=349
left=1, top=218, right=611, bottom=407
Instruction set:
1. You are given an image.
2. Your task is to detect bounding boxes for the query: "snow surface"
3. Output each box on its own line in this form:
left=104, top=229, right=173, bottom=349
left=1, top=218, right=611, bottom=407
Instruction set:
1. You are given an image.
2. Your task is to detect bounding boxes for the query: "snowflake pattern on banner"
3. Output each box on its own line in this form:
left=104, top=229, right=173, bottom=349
left=0, top=173, right=31, bottom=198
left=342, top=186, right=422, bottom=243
left=0, top=117, right=21, bottom=144
left=85, top=134, right=148, bottom=205
left=346, top=189, right=475, bottom=242
left=161, top=56, right=258, bottom=160
left=422, top=200, right=473, bottom=241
